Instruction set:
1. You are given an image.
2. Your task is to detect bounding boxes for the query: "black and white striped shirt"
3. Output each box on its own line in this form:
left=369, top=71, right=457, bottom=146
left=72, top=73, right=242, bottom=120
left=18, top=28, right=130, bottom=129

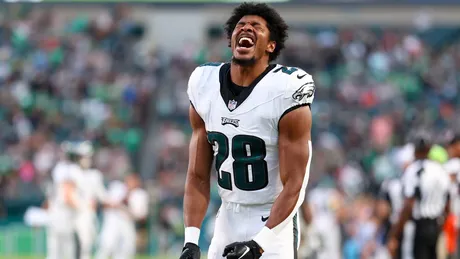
left=380, top=178, right=404, bottom=223
left=403, top=159, right=450, bottom=220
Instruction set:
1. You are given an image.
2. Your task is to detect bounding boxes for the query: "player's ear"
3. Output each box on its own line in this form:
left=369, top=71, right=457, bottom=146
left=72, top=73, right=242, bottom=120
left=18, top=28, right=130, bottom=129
left=266, top=41, right=276, bottom=54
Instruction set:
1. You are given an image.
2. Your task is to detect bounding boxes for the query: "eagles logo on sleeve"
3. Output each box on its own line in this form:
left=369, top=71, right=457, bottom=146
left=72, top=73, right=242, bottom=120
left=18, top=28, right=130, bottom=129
left=292, top=82, right=315, bottom=103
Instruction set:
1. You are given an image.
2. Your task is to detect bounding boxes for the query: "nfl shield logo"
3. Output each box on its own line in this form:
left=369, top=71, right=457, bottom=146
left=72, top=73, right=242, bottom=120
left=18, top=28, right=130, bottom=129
left=228, top=100, right=238, bottom=111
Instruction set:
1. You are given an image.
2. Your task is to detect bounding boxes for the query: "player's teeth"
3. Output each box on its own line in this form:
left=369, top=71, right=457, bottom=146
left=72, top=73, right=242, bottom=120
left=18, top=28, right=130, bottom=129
left=239, top=37, right=254, bottom=45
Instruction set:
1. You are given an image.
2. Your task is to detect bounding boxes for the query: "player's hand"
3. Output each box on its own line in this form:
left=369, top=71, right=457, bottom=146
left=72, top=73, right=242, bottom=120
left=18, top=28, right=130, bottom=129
left=179, top=242, right=201, bottom=259
left=222, top=240, right=263, bottom=259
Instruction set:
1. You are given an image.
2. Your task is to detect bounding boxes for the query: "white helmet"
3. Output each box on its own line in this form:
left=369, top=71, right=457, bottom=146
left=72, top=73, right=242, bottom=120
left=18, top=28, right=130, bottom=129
left=74, top=141, right=94, bottom=157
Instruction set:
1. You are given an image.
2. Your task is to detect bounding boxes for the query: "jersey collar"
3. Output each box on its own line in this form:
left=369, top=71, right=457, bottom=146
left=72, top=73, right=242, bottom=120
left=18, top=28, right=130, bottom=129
left=219, top=63, right=276, bottom=112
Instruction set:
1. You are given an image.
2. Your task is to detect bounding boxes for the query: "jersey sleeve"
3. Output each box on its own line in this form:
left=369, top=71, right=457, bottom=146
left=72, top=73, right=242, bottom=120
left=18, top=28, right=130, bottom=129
left=186, top=67, right=203, bottom=109
left=276, top=69, right=315, bottom=122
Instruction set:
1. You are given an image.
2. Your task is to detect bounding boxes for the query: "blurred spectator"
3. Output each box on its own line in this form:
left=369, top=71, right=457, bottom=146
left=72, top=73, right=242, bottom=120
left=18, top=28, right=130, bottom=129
left=0, top=6, right=158, bottom=219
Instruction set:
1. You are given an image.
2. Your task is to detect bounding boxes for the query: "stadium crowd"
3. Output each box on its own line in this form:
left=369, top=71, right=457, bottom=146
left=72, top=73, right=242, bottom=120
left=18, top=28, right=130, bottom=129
left=1, top=5, right=460, bottom=258
left=0, top=6, right=157, bottom=218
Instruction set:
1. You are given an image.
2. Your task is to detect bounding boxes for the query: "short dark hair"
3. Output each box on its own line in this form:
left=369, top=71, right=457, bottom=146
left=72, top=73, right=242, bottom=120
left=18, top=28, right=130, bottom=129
left=225, top=2, right=289, bottom=62
left=410, top=130, right=433, bottom=153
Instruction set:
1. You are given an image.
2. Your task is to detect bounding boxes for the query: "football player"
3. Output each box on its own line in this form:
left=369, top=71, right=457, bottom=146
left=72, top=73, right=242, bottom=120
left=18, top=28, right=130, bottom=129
left=71, top=141, right=108, bottom=259
left=180, top=3, right=314, bottom=259
left=96, top=180, right=127, bottom=259
left=46, top=142, right=81, bottom=259
left=96, top=174, right=149, bottom=259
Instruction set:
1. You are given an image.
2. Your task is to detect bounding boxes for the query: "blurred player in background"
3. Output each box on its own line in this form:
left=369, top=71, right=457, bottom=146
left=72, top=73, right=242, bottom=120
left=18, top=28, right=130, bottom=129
left=298, top=199, right=314, bottom=259
left=377, top=143, right=414, bottom=259
left=181, top=3, right=314, bottom=259
left=96, top=174, right=149, bottom=259
left=71, top=141, right=108, bottom=259
left=96, top=180, right=127, bottom=259
left=444, top=134, right=460, bottom=258
left=388, top=132, right=451, bottom=259
left=300, top=186, right=342, bottom=259
left=45, top=142, right=82, bottom=259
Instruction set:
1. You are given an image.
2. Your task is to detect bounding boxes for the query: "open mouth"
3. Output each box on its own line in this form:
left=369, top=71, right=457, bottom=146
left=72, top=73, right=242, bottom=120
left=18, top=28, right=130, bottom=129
left=236, top=34, right=256, bottom=50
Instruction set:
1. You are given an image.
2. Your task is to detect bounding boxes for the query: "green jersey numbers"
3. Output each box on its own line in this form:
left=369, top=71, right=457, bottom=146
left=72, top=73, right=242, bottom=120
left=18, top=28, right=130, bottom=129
left=274, top=66, right=298, bottom=75
left=207, top=132, right=269, bottom=191
left=207, top=132, right=232, bottom=190
left=232, top=135, right=269, bottom=191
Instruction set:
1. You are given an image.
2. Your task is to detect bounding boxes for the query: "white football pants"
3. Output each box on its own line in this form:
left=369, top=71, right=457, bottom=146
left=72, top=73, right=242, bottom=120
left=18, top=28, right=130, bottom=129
left=47, top=228, right=76, bottom=259
left=208, top=201, right=300, bottom=259
left=96, top=212, right=136, bottom=259
left=75, top=213, right=97, bottom=259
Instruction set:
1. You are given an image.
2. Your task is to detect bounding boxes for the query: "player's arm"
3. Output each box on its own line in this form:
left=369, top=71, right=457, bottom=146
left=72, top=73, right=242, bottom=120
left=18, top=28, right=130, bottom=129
left=180, top=106, right=213, bottom=259
left=445, top=193, right=451, bottom=216
left=247, top=70, right=313, bottom=254
left=387, top=195, right=414, bottom=257
left=183, top=105, right=214, bottom=242
left=179, top=67, right=210, bottom=259
left=62, top=180, right=80, bottom=209
left=254, top=106, right=312, bottom=251
left=376, top=181, right=392, bottom=221
left=268, top=106, right=311, bottom=227
left=389, top=197, right=414, bottom=240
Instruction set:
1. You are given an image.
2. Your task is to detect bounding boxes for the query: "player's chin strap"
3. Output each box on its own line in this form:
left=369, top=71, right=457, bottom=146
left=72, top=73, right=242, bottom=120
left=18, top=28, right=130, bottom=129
left=184, top=226, right=201, bottom=246
left=253, top=226, right=278, bottom=253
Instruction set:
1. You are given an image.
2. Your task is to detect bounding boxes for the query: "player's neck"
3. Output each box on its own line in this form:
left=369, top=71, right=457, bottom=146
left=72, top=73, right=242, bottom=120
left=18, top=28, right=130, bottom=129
left=230, top=62, right=269, bottom=87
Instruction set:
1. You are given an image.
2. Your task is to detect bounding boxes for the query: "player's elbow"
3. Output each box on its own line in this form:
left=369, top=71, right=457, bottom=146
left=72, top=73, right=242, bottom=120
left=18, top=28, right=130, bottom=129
left=186, top=172, right=211, bottom=192
left=62, top=182, right=76, bottom=207
left=283, top=173, right=305, bottom=197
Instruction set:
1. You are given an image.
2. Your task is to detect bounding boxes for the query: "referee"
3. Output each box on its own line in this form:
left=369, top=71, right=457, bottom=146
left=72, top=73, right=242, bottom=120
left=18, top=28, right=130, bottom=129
left=387, top=132, right=451, bottom=259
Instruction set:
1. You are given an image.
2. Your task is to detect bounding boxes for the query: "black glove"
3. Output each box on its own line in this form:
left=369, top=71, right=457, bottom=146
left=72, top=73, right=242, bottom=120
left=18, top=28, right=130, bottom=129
left=222, top=240, right=263, bottom=259
left=179, top=242, right=201, bottom=259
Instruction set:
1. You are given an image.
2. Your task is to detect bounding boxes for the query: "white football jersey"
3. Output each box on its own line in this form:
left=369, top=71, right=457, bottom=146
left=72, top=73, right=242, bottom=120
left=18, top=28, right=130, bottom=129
left=187, top=62, right=315, bottom=205
left=73, top=168, right=107, bottom=212
left=48, top=161, right=78, bottom=232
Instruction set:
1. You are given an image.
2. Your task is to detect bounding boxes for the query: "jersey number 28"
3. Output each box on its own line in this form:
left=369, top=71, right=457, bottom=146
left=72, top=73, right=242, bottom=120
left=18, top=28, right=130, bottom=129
left=207, top=132, right=268, bottom=191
